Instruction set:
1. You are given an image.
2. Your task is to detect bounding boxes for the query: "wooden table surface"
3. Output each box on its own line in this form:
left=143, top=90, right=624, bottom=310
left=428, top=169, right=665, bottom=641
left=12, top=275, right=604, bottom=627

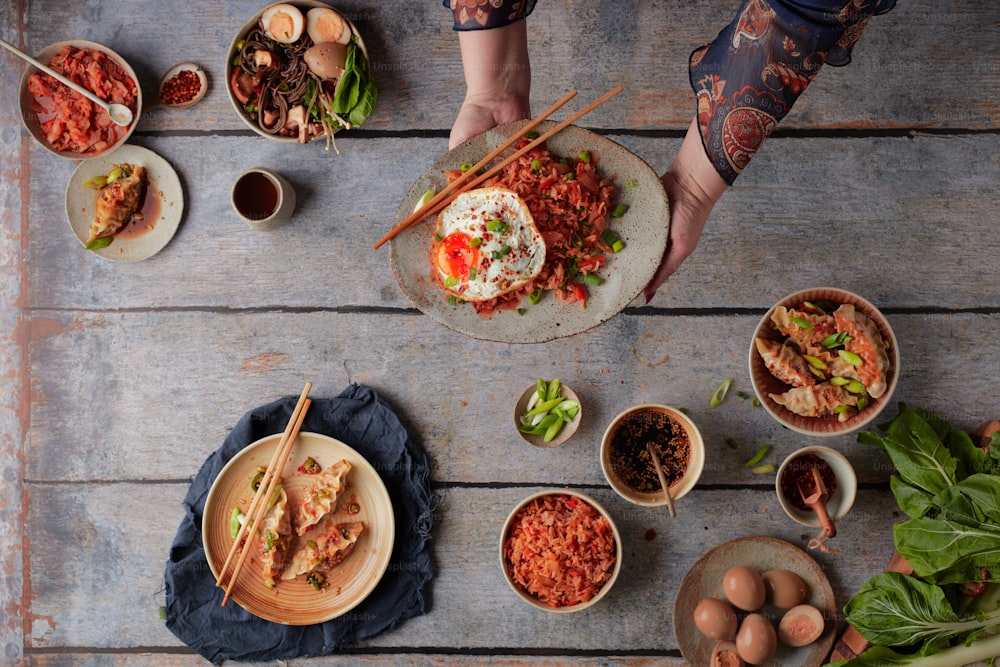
left=3, top=1, right=999, bottom=665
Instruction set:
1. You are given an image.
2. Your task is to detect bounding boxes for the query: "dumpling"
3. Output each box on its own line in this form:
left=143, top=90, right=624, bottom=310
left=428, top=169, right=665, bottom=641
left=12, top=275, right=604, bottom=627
left=282, top=519, right=365, bottom=580
left=258, top=486, right=292, bottom=588
left=755, top=338, right=816, bottom=388
left=294, top=459, right=352, bottom=536
left=770, top=384, right=858, bottom=421
left=770, top=306, right=836, bottom=347
left=833, top=304, right=890, bottom=398
left=89, top=164, right=146, bottom=241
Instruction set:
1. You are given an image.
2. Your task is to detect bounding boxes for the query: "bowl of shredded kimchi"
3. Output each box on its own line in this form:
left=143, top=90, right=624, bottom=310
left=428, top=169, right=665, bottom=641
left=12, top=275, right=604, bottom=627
left=500, top=489, right=621, bottom=613
left=19, top=40, right=141, bottom=159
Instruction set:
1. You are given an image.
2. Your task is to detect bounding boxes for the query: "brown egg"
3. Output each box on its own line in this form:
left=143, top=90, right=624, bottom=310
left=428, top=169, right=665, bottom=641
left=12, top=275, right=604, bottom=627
left=711, top=639, right=746, bottom=667
left=762, top=568, right=808, bottom=609
left=736, top=613, right=778, bottom=665
left=777, top=603, right=825, bottom=647
left=723, top=566, right=767, bottom=611
left=304, top=42, right=348, bottom=80
left=693, top=597, right=739, bottom=641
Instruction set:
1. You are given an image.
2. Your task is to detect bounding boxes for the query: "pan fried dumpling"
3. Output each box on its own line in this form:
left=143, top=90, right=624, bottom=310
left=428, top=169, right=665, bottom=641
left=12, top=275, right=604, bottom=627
left=755, top=338, right=816, bottom=388
left=770, top=306, right=835, bottom=347
left=89, top=164, right=147, bottom=241
left=281, top=519, right=365, bottom=580
left=771, top=384, right=858, bottom=421
left=833, top=304, right=890, bottom=398
left=295, top=459, right=352, bottom=536
left=258, top=486, right=292, bottom=588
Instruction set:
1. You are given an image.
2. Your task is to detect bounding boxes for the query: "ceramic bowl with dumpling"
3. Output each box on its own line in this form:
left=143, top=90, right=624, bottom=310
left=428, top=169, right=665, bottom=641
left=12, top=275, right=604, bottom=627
left=749, top=287, right=900, bottom=436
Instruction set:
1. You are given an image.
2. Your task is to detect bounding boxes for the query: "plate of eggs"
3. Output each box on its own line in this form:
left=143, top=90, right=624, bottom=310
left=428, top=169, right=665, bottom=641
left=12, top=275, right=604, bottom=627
left=388, top=120, right=670, bottom=343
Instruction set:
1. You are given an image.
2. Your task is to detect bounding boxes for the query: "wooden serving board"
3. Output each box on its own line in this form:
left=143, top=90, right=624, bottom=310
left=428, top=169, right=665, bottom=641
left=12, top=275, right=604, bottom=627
left=829, top=551, right=915, bottom=661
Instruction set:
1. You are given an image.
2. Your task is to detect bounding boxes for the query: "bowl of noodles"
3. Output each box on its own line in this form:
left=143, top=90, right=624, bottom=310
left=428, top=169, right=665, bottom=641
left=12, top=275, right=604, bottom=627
left=226, top=1, right=377, bottom=147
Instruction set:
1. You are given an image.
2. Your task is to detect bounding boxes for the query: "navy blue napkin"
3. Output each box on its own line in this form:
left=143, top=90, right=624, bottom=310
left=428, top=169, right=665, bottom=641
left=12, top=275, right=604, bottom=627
left=164, top=384, right=434, bottom=663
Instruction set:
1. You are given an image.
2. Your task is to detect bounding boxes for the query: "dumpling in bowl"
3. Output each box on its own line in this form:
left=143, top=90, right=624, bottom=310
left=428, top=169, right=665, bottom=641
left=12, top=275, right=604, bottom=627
left=294, top=458, right=352, bottom=535
left=832, top=304, right=890, bottom=398
left=755, top=338, right=816, bottom=388
left=258, top=486, right=292, bottom=588
left=771, top=383, right=858, bottom=421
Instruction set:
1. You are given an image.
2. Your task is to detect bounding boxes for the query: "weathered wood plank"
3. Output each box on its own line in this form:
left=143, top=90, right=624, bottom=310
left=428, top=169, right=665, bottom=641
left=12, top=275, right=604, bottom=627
left=1, top=2, right=27, bottom=664
left=19, top=1, right=1000, bottom=133
left=25, top=133, right=1000, bottom=311
left=27, top=309, right=998, bottom=483
left=25, top=482, right=898, bottom=652
left=30, top=655, right=685, bottom=666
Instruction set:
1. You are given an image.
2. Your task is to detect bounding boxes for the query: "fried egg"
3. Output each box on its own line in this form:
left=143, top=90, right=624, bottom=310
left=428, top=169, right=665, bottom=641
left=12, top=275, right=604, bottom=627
left=431, top=187, right=546, bottom=302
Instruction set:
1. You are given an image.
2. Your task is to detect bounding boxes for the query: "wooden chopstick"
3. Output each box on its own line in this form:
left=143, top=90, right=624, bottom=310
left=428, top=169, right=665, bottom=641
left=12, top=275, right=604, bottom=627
left=215, top=382, right=312, bottom=604
left=373, top=87, right=617, bottom=250
left=220, top=396, right=311, bottom=606
left=647, top=442, right=677, bottom=518
left=371, top=89, right=578, bottom=250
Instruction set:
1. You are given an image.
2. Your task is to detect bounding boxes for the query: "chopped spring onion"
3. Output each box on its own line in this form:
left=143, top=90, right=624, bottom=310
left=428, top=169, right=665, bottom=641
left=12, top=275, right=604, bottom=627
left=752, top=464, right=775, bottom=474
left=583, top=274, right=603, bottom=286
left=710, top=377, right=733, bottom=408
left=611, top=203, right=629, bottom=218
left=838, top=349, right=864, bottom=366
left=744, top=445, right=770, bottom=468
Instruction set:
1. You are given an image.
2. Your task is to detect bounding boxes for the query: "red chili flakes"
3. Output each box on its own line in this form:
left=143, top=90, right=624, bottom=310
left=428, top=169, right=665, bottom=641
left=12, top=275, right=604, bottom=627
left=161, top=69, right=202, bottom=105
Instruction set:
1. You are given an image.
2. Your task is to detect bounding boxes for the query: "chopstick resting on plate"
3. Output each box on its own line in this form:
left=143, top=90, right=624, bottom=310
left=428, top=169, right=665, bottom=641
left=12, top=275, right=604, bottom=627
left=216, top=382, right=312, bottom=606
left=372, top=86, right=623, bottom=250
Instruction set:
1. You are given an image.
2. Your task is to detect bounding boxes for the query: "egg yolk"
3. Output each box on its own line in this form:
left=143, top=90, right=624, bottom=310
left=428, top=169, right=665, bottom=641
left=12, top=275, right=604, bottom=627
left=436, top=232, right=479, bottom=283
left=267, top=11, right=298, bottom=40
left=312, top=11, right=346, bottom=42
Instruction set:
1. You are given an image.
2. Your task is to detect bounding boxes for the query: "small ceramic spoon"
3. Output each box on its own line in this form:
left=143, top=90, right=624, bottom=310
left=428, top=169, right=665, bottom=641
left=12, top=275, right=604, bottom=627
left=798, top=467, right=836, bottom=538
left=0, top=37, right=133, bottom=126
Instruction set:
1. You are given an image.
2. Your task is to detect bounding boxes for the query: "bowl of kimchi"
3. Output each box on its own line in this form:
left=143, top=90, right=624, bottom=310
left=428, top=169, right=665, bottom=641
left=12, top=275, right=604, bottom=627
left=748, top=287, right=899, bottom=436
left=19, top=40, right=141, bottom=159
left=500, top=489, right=621, bottom=613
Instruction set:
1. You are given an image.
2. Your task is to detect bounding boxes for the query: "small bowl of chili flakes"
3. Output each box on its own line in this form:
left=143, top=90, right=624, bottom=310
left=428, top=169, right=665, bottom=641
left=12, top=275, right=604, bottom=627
left=600, top=404, right=705, bottom=507
left=158, top=62, right=207, bottom=109
left=775, top=445, right=857, bottom=529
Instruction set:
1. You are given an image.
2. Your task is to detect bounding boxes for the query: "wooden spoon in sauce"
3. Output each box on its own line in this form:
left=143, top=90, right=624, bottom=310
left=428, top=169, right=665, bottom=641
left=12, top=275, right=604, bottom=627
left=797, top=467, right=836, bottom=538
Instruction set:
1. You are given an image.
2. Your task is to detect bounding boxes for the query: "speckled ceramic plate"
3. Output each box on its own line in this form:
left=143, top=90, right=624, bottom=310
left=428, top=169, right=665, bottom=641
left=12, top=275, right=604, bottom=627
left=674, top=536, right=836, bottom=667
left=388, top=120, right=669, bottom=343
left=748, top=287, right=900, bottom=436
left=203, top=431, right=394, bottom=625
left=65, top=145, right=183, bottom=262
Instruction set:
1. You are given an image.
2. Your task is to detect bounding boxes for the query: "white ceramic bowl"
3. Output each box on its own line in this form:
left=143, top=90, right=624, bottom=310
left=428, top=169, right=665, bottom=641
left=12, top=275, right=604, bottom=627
left=19, top=39, right=141, bottom=159
left=749, top=287, right=900, bottom=437
left=600, top=404, right=705, bottom=506
left=157, top=62, right=207, bottom=109
left=225, top=1, right=369, bottom=143
left=500, top=489, right=622, bottom=613
left=775, top=445, right=857, bottom=528
left=513, top=382, right=582, bottom=448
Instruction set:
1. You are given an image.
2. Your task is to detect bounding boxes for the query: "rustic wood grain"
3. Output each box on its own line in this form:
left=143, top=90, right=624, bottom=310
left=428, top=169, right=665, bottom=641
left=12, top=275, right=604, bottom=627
left=5, top=0, right=1000, bottom=664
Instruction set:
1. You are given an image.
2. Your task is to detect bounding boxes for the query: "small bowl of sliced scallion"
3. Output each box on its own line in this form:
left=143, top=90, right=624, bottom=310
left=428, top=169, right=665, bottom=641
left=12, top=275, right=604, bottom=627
left=514, top=379, right=582, bottom=448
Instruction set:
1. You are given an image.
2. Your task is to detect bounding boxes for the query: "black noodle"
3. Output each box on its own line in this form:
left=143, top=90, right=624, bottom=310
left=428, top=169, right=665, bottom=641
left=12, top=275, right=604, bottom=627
left=239, top=27, right=319, bottom=135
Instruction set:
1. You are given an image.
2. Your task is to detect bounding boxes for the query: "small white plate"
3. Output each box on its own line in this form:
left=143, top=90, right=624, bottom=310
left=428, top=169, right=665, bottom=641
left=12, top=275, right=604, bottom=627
left=65, top=145, right=184, bottom=262
left=158, top=62, right=207, bottom=109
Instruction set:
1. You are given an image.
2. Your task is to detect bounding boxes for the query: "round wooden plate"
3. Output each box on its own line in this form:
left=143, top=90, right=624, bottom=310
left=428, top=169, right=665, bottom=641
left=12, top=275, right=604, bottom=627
left=203, top=431, right=395, bottom=625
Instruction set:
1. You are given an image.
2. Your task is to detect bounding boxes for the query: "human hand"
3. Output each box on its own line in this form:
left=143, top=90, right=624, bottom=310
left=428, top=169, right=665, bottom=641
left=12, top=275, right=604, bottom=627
left=449, top=20, right=531, bottom=150
left=643, top=119, right=729, bottom=302
left=449, top=93, right=531, bottom=149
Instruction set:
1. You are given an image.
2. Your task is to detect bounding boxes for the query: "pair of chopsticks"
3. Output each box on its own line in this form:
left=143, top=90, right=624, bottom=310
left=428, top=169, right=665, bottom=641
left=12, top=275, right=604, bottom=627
left=372, top=85, right=624, bottom=250
left=215, top=382, right=313, bottom=606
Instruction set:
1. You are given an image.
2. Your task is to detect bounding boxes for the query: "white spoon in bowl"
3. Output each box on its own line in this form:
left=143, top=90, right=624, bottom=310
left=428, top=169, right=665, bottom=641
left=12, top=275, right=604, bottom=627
left=1, top=37, right=134, bottom=126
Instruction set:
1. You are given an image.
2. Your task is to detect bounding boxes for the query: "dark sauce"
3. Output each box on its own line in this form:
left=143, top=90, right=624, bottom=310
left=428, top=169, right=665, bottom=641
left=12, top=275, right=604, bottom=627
left=609, top=409, right=691, bottom=492
left=780, top=453, right=838, bottom=511
left=116, top=182, right=160, bottom=239
left=233, top=171, right=279, bottom=220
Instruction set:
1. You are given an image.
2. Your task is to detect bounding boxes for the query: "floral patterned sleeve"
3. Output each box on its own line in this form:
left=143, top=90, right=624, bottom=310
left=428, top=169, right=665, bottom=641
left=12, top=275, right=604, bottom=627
left=444, top=0, right=537, bottom=30
left=691, top=0, right=896, bottom=185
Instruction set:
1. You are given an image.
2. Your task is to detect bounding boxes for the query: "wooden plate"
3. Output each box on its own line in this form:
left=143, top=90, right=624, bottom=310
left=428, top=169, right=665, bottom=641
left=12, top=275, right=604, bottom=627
left=202, top=431, right=395, bottom=625
left=674, top=536, right=837, bottom=666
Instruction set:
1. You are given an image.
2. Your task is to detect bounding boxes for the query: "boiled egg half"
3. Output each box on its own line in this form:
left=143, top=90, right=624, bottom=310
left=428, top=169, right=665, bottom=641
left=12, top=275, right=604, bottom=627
left=261, top=4, right=305, bottom=43
left=431, top=187, right=546, bottom=302
left=306, top=7, right=352, bottom=45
